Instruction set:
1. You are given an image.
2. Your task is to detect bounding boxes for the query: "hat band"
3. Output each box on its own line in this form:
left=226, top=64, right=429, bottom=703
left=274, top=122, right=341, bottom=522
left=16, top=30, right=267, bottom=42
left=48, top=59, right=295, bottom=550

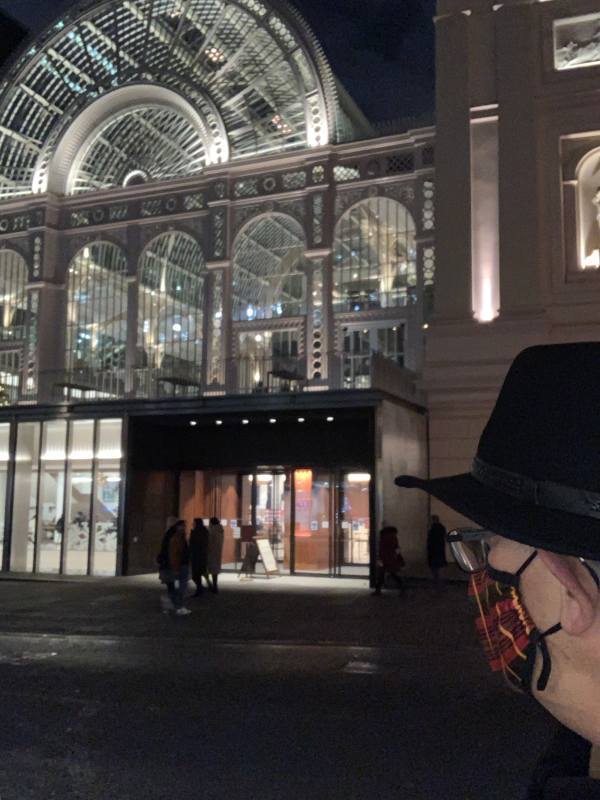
left=472, top=457, right=600, bottom=520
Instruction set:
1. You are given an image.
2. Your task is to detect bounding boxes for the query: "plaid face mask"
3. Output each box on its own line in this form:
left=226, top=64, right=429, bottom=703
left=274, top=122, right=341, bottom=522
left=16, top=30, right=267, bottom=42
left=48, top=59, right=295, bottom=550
left=468, top=551, right=561, bottom=694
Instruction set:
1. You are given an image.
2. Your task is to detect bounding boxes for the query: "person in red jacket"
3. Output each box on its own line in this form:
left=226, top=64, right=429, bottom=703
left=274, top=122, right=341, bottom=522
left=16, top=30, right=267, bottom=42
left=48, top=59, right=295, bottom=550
left=372, top=525, right=405, bottom=596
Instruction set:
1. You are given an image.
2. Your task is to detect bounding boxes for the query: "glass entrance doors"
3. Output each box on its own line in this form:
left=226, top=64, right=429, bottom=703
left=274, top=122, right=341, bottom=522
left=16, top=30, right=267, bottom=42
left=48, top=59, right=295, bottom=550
left=181, top=468, right=371, bottom=578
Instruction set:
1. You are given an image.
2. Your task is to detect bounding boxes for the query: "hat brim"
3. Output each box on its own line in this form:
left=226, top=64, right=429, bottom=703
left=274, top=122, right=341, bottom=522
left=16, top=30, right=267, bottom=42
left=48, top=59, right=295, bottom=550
left=395, top=473, right=600, bottom=561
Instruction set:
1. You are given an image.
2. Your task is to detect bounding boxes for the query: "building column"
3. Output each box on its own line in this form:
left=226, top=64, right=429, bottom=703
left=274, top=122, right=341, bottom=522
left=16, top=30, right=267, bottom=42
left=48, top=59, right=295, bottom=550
left=125, top=225, right=140, bottom=396
left=433, top=12, right=473, bottom=321
left=496, top=3, right=544, bottom=316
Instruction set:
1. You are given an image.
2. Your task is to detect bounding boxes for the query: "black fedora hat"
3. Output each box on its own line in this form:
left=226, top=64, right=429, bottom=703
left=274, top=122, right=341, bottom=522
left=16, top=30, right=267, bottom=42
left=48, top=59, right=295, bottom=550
left=395, top=343, right=600, bottom=560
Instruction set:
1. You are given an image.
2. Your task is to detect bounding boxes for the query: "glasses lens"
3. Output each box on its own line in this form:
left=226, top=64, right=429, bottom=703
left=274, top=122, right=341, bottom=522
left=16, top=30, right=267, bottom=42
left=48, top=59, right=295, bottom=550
left=447, top=529, right=491, bottom=573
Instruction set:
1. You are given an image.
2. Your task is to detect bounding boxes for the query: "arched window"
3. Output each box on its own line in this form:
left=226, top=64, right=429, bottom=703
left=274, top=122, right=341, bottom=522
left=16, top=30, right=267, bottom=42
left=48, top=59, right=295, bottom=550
left=232, top=215, right=307, bottom=321
left=138, top=232, right=207, bottom=381
left=66, top=243, right=128, bottom=373
left=0, top=249, right=28, bottom=341
left=332, top=197, right=417, bottom=311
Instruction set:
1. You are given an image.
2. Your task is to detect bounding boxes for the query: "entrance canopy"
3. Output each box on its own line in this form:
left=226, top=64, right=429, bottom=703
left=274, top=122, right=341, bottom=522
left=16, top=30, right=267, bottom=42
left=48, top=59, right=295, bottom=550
left=0, top=0, right=339, bottom=199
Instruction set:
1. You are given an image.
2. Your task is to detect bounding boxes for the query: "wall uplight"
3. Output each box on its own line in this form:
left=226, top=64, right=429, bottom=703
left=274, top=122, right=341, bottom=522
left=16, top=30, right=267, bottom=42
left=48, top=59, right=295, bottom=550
left=583, top=249, right=600, bottom=269
left=478, top=276, right=496, bottom=323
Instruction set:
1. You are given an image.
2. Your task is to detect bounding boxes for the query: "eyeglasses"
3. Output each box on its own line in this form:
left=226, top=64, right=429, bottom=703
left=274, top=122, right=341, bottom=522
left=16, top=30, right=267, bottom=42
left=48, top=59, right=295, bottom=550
left=446, top=528, right=495, bottom=573
left=447, top=528, right=600, bottom=586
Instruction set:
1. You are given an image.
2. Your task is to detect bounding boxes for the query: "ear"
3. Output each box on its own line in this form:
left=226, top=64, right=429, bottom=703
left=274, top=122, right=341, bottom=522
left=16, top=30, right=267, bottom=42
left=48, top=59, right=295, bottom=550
left=537, top=550, right=599, bottom=636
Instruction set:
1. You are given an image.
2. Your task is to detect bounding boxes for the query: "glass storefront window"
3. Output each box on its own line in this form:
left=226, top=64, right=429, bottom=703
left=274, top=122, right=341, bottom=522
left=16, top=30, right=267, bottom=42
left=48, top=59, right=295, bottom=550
left=92, top=419, right=123, bottom=576
left=237, top=330, right=302, bottom=393
left=8, top=417, right=123, bottom=577
left=342, top=324, right=405, bottom=388
left=11, top=422, right=40, bottom=573
left=64, top=420, right=94, bottom=575
left=338, top=472, right=371, bottom=577
left=0, top=423, right=9, bottom=553
left=37, top=420, right=67, bottom=574
left=255, top=472, right=290, bottom=573
left=294, top=469, right=331, bottom=574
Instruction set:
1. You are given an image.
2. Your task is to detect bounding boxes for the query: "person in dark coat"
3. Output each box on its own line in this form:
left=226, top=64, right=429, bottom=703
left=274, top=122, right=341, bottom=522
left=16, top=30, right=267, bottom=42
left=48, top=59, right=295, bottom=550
left=157, top=520, right=191, bottom=616
left=372, top=525, right=405, bottom=595
left=189, top=518, right=210, bottom=596
left=207, top=517, right=225, bottom=593
left=427, top=514, right=447, bottom=587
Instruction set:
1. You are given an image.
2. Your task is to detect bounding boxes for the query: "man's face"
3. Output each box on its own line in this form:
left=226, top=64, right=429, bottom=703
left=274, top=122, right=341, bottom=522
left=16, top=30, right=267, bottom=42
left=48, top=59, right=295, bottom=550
left=487, top=534, right=600, bottom=744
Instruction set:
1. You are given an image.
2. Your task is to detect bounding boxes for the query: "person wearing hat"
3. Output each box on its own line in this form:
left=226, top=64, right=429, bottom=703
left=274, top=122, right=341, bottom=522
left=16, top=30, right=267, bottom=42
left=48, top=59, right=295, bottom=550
left=395, top=343, right=600, bottom=799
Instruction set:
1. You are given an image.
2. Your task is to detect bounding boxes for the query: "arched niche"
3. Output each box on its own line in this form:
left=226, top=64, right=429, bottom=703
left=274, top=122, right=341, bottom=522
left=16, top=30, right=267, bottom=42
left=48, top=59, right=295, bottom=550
left=576, top=147, right=600, bottom=270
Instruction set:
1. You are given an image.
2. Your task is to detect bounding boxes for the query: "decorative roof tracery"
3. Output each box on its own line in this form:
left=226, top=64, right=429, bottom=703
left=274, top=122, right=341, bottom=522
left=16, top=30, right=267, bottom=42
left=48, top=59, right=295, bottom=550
left=0, top=0, right=339, bottom=200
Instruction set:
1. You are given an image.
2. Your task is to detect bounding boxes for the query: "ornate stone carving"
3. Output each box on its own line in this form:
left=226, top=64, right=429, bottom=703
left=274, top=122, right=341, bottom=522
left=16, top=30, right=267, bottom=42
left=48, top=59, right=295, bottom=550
left=32, top=235, right=43, bottom=278
left=334, top=188, right=368, bottom=218
left=109, top=204, right=129, bottom=222
left=214, top=181, right=227, bottom=200
left=312, top=194, right=324, bottom=246
left=555, top=14, right=600, bottom=70
left=233, top=203, right=264, bottom=232
left=0, top=208, right=45, bottom=234
left=213, top=209, right=226, bottom=259
left=183, top=192, right=205, bottom=211
left=276, top=198, right=306, bottom=222
left=384, top=183, right=415, bottom=205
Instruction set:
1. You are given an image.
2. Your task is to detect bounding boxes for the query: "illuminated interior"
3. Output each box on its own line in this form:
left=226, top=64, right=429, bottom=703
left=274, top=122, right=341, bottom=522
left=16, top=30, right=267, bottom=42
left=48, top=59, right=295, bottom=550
left=0, top=0, right=338, bottom=199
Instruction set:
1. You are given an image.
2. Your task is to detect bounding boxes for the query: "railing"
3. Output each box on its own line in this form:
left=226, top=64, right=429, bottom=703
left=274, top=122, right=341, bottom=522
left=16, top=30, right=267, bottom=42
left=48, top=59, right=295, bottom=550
left=3, top=354, right=420, bottom=406
left=228, top=356, right=308, bottom=395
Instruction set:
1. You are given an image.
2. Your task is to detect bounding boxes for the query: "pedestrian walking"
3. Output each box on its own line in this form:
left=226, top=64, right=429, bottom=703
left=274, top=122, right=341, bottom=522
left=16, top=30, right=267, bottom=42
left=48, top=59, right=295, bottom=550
left=207, top=516, right=225, bottom=592
left=372, top=524, right=405, bottom=595
left=427, top=514, right=447, bottom=589
left=189, top=517, right=210, bottom=596
left=157, top=520, right=177, bottom=613
left=157, top=519, right=191, bottom=616
left=395, top=343, right=600, bottom=797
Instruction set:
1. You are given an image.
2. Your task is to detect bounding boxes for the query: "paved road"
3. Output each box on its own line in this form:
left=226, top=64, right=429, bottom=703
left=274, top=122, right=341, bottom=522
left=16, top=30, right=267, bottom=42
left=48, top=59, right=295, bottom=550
left=0, top=577, right=556, bottom=799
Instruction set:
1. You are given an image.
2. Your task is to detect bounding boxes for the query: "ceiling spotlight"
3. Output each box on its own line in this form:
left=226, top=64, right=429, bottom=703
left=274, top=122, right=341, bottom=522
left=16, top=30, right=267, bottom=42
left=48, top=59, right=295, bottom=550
left=215, top=420, right=223, bottom=426
left=269, top=418, right=277, bottom=424
left=190, top=421, right=198, bottom=427
left=242, top=419, right=249, bottom=425
left=297, top=417, right=305, bottom=423
left=327, top=416, right=334, bottom=422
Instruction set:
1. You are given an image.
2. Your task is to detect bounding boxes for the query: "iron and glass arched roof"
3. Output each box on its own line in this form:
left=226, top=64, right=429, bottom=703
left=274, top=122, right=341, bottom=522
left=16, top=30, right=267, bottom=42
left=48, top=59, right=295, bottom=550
left=0, top=0, right=339, bottom=199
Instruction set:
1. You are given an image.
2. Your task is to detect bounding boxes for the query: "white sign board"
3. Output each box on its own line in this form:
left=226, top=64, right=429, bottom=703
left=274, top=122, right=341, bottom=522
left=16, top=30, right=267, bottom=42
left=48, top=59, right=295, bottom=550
left=255, top=537, right=280, bottom=576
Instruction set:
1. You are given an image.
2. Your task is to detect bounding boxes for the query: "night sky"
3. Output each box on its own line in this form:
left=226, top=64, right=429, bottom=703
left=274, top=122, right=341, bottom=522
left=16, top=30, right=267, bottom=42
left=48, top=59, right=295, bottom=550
left=0, top=0, right=435, bottom=124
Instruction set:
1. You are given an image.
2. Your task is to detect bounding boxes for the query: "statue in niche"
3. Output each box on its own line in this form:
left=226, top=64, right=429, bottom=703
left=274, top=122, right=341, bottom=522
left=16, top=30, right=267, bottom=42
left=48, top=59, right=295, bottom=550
left=593, top=187, right=600, bottom=228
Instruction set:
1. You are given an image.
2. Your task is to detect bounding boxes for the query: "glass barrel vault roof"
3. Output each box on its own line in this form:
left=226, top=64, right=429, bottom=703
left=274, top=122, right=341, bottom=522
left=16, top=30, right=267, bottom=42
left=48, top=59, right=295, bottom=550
left=0, top=0, right=339, bottom=199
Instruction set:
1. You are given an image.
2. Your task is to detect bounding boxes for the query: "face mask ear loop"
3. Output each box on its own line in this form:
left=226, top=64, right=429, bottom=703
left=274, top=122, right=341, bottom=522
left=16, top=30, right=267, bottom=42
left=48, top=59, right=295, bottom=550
left=582, top=561, right=600, bottom=590
left=515, top=550, right=538, bottom=578
left=534, top=623, right=561, bottom=692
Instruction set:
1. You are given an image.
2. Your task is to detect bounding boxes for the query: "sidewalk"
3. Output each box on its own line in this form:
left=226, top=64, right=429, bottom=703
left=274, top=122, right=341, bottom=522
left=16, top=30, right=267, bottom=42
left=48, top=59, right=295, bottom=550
left=0, top=573, right=479, bottom=648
